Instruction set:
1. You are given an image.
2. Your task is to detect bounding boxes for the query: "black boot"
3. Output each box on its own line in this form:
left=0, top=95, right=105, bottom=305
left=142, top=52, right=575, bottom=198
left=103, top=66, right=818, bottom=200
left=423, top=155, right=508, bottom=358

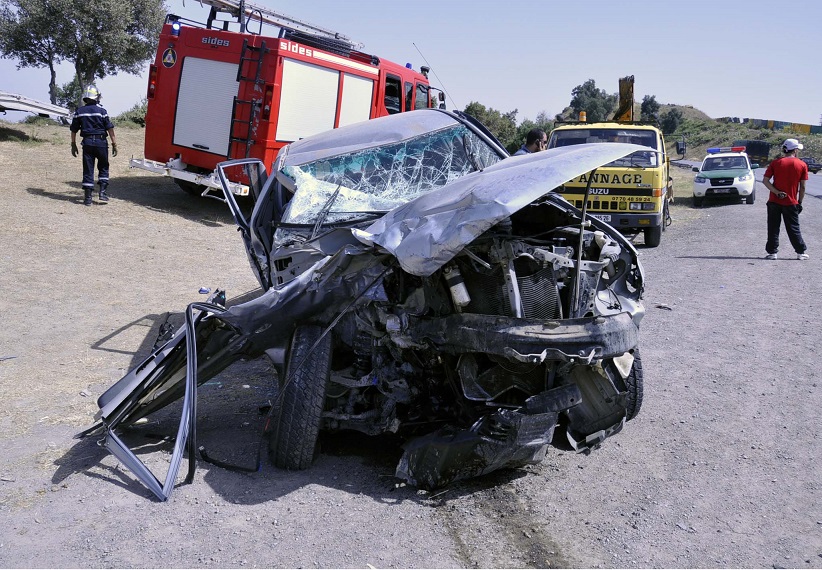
left=98, top=182, right=109, bottom=203
left=83, top=188, right=93, bottom=206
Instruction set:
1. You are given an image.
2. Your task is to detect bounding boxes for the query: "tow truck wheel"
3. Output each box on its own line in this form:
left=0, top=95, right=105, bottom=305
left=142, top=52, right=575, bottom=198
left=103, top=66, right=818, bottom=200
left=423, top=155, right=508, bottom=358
left=270, top=325, right=331, bottom=470
left=626, top=348, right=644, bottom=421
left=644, top=225, right=662, bottom=248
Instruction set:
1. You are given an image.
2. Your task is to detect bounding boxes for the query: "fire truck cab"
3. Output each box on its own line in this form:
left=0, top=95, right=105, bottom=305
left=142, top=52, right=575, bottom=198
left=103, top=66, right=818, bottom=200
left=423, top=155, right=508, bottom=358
left=131, top=0, right=444, bottom=197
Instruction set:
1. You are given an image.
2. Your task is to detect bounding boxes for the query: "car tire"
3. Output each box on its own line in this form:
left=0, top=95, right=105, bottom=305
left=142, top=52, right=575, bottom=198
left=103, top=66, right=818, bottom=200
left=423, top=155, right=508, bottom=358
left=644, top=225, right=662, bottom=248
left=746, top=189, right=755, bottom=205
left=626, top=348, right=644, bottom=421
left=270, top=325, right=331, bottom=470
left=693, top=196, right=704, bottom=208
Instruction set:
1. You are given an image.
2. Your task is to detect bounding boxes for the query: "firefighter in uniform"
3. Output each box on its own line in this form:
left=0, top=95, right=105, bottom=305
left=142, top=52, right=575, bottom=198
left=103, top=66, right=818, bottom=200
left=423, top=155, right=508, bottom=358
left=70, top=86, right=118, bottom=206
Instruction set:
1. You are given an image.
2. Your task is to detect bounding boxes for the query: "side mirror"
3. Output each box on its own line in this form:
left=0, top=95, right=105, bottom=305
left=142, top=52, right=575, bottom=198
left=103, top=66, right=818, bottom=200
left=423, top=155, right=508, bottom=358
left=438, top=92, right=445, bottom=102
left=676, top=141, right=686, bottom=155
left=692, top=167, right=699, bottom=172
left=751, top=163, right=760, bottom=169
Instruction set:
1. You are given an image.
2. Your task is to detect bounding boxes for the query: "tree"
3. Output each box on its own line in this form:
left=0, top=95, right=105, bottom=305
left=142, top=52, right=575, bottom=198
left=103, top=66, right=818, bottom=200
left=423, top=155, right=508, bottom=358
left=0, top=0, right=65, bottom=103
left=463, top=101, right=519, bottom=152
left=0, top=0, right=165, bottom=106
left=569, top=79, right=617, bottom=123
left=660, top=108, right=683, bottom=134
left=55, top=75, right=81, bottom=109
left=640, top=95, right=660, bottom=122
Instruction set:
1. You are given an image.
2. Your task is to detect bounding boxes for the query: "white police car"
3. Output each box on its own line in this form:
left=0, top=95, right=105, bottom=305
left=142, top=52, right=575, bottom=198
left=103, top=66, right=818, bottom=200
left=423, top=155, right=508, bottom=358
left=692, top=146, right=759, bottom=207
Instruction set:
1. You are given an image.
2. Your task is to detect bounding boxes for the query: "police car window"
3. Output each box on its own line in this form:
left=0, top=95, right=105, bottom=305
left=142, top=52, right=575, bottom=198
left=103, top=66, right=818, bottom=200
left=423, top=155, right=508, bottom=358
left=704, top=158, right=724, bottom=171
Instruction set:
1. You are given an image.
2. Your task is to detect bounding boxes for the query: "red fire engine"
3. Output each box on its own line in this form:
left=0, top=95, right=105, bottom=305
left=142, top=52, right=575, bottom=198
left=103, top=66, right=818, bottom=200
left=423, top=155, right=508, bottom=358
left=131, top=0, right=444, bottom=196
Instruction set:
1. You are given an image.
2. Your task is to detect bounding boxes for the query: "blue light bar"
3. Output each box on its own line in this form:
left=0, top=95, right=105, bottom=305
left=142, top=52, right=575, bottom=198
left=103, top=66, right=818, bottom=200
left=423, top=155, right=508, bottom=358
left=707, top=146, right=747, bottom=154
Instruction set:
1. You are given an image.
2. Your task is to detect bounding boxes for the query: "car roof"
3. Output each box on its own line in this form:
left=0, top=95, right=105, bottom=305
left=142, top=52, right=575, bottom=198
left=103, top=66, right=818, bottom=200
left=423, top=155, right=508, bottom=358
left=280, top=109, right=465, bottom=169
left=702, top=151, right=749, bottom=159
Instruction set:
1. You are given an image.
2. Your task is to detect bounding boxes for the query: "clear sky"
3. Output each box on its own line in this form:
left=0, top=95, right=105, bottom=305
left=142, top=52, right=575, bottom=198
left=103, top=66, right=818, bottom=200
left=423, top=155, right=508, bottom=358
left=2, top=0, right=820, bottom=126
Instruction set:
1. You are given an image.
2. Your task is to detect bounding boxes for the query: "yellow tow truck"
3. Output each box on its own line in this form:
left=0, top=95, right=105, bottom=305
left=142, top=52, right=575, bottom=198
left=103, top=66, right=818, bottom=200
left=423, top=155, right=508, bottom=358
left=547, top=76, right=682, bottom=247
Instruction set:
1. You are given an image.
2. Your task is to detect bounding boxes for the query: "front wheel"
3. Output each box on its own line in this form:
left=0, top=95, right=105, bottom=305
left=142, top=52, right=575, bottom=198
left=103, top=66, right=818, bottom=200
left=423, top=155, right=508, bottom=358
left=644, top=225, right=662, bottom=248
left=746, top=189, right=755, bottom=205
left=693, top=196, right=704, bottom=208
left=625, top=348, right=644, bottom=421
left=270, top=325, right=331, bottom=470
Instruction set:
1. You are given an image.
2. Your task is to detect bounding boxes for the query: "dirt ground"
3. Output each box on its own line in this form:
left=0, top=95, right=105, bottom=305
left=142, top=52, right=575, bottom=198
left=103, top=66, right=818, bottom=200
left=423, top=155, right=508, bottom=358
left=1, top=121, right=821, bottom=569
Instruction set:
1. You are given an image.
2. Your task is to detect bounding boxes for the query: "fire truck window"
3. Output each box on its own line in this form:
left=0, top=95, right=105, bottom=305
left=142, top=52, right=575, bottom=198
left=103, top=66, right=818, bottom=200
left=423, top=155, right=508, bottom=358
left=384, top=76, right=401, bottom=115
left=415, top=84, right=429, bottom=110
left=404, top=82, right=413, bottom=113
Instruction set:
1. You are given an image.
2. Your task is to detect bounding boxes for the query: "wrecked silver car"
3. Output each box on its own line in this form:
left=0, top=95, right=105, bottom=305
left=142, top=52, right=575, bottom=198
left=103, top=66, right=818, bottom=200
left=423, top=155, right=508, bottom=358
left=84, top=109, right=647, bottom=500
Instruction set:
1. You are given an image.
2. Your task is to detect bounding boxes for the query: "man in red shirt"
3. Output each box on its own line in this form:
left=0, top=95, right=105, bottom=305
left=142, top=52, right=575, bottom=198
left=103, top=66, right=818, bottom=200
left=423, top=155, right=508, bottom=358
left=762, top=138, right=808, bottom=260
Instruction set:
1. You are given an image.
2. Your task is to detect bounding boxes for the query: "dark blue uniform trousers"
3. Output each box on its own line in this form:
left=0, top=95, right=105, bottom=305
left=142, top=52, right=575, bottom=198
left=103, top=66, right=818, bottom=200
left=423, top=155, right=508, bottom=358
left=82, top=142, right=109, bottom=190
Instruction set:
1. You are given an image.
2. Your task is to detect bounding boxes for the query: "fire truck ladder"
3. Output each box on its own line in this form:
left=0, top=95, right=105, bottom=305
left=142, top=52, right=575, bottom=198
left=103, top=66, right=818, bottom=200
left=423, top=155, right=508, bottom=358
left=228, top=39, right=268, bottom=159
left=198, top=0, right=362, bottom=49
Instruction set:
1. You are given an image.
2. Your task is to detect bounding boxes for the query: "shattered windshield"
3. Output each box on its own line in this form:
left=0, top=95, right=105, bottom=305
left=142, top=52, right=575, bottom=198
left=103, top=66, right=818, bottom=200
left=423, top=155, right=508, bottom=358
left=275, top=124, right=502, bottom=241
left=549, top=128, right=660, bottom=168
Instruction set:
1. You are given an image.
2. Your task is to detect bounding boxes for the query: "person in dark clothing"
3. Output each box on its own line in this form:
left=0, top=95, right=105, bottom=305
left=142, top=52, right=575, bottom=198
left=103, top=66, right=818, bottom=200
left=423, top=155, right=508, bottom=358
left=70, top=86, right=118, bottom=206
left=513, top=129, right=547, bottom=156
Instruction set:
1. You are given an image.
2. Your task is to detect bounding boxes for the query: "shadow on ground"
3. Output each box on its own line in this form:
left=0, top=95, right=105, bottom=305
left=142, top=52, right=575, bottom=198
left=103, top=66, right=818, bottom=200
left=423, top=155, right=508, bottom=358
left=26, top=174, right=253, bottom=226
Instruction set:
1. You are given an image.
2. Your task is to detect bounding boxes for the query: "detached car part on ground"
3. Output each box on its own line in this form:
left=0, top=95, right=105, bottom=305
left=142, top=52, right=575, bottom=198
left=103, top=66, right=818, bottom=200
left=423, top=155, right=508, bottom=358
left=83, top=110, right=648, bottom=500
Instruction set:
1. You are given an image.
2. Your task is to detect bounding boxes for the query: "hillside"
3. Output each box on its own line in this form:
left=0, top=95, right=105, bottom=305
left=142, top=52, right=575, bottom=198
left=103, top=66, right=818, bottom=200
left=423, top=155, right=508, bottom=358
left=553, top=100, right=820, bottom=162
left=666, top=112, right=822, bottom=162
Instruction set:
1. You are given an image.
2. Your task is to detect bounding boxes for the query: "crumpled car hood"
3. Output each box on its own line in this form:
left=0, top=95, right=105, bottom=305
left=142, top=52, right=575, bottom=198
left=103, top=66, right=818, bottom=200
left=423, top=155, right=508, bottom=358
left=352, top=142, right=647, bottom=276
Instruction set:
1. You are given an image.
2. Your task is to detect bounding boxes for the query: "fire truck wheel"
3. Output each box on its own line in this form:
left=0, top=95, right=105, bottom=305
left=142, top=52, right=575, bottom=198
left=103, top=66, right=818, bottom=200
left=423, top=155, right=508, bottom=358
left=174, top=179, right=207, bottom=197
left=270, top=325, right=331, bottom=470
left=644, top=225, right=662, bottom=248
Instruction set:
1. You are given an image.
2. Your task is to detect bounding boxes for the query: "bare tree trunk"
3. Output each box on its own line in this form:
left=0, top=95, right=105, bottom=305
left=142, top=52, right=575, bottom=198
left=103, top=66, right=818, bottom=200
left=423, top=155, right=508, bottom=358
left=48, top=62, right=58, bottom=105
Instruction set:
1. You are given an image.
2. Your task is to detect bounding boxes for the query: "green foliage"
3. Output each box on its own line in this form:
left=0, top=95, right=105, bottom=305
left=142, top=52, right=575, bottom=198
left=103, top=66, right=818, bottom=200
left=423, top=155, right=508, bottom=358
left=22, top=115, right=60, bottom=126
left=0, top=0, right=165, bottom=104
left=463, top=101, right=519, bottom=152
left=660, top=108, right=683, bottom=134
left=55, top=76, right=82, bottom=109
left=114, top=98, right=148, bottom=127
left=0, top=0, right=64, bottom=102
left=662, top=113, right=822, bottom=163
left=640, top=95, right=660, bottom=121
left=569, top=79, right=617, bottom=123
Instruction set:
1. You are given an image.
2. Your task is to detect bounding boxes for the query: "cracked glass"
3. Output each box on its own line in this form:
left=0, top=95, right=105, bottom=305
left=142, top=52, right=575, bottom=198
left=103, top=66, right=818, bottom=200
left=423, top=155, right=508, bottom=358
left=274, top=124, right=503, bottom=244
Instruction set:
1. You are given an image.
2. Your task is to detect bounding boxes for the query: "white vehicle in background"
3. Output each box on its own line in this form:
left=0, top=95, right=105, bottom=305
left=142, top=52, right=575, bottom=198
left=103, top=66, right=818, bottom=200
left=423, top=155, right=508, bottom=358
left=692, top=146, right=758, bottom=207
